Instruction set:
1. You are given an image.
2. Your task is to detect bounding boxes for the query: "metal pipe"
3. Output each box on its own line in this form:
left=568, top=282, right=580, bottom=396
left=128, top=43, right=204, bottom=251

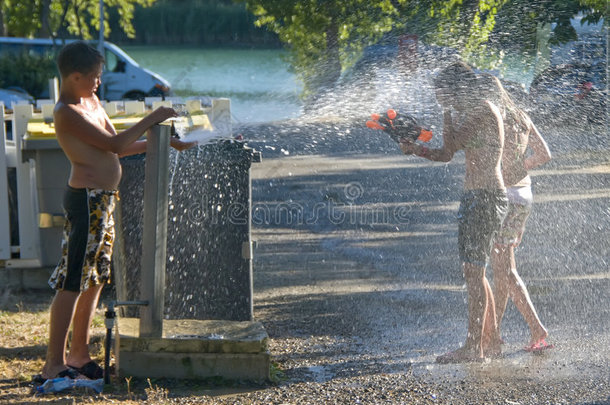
left=104, top=124, right=170, bottom=382
left=103, top=307, right=114, bottom=385
left=103, top=300, right=149, bottom=384
left=139, top=124, right=170, bottom=338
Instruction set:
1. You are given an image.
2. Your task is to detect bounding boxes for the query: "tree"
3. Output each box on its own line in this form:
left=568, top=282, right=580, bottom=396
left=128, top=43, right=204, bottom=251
left=242, top=0, right=411, bottom=100
left=240, top=0, right=606, bottom=97
left=424, top=0, right=606, bottom=72
left=1, top=0, right=156, bottom=40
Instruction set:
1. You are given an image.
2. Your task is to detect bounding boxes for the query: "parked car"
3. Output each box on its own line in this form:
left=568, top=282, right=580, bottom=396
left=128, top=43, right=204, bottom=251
left=529, top=62, right=607, bottom=126
left=0, top=37, right=171, bottom=101
left=0, top=87, right=34, bottom=107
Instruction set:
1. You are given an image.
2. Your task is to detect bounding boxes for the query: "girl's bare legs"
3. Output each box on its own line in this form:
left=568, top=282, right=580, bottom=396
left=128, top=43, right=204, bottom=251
left=493, top=245, right=548, bottom=345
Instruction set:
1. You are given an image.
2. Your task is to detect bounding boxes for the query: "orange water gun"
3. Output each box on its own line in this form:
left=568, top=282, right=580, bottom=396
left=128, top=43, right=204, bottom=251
left=366, top=109, right=433, bottom=144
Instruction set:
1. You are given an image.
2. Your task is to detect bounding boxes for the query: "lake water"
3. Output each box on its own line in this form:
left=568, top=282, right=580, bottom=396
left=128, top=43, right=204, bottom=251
left=123, top=46, right=303, bottom=124
left=120, top=45, right=582, bottom=126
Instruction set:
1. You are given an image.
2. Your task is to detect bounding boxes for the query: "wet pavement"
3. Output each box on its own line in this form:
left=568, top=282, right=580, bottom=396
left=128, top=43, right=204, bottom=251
left=241, top=119, right=610, bottom=402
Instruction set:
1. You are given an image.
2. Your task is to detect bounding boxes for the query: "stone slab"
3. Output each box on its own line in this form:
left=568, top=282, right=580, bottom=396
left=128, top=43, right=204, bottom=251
left=116, top=318, right=270, bottom=381
left=117, top=351, right=270, bottom=382
left=117, top=318, right=268, bottom=354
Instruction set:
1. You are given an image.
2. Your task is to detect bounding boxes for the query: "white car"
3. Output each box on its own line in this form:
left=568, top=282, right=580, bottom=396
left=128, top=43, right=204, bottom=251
left=0, top=87, right=34, bottom=107
left=0, top=37, right=171, bottom=101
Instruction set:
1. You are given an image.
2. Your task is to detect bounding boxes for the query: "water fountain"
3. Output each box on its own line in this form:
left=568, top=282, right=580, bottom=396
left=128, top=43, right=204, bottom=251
left=111, top=121, right=269, bottom=381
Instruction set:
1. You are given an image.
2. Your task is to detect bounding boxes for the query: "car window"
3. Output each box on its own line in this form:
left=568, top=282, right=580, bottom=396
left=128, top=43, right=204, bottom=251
left=105, top=49, right=119, bottom=72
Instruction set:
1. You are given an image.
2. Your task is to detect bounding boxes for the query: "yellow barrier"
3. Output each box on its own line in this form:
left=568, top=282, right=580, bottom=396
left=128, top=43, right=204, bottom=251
left=25, top=111, right=213, bottom=140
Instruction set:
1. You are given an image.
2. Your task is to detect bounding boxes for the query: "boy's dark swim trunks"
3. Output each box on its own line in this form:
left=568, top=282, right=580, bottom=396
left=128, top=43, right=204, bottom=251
left=48, top=186, right=118, bottom=292
left=457, top=189, right=508, bottom=267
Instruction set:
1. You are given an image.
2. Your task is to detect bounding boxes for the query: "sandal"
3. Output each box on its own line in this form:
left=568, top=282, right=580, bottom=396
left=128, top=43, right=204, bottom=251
left=524, top=339, right=555, bottom=353
left=68, top=360, right=104, bottom=380
left=32, top=367, right=81, bottom=384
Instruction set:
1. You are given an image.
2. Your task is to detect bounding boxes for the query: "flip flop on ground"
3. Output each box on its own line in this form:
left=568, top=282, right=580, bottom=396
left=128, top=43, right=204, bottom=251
left=31, top=367, right=82, bottom=384
left=68, top=360, right=104, bottom=380
left=524, top=339, right=555, bottom=353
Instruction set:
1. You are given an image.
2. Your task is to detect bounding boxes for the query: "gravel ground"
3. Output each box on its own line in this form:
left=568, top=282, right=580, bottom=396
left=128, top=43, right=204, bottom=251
left=2, top=118, right=608, bottom=405
left=192, top=119, right=610, bottom=405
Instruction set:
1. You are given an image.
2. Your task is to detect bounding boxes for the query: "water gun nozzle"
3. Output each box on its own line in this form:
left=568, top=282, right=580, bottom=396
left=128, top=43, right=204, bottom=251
left=418, top=129, right=433, bottom=143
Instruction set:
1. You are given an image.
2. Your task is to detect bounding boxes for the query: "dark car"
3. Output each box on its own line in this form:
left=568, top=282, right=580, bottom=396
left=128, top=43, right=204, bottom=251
left=529, top=63, right=607, bottom=126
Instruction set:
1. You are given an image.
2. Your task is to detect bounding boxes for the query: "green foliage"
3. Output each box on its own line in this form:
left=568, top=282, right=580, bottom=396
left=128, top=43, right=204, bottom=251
left=240, top=0, right=606, bottom=96
left=426, top=0, right=607, bottom=69
left=242, top=0, right=409, bottom=99
left=113, top=0, right=276, bottom=45
left=0, top=52, right=57, bottom=97
left=269, top=361, right=287, bottom=384
left=422, top=0, right=511, bottom=70
left=0, top=0, right=156, bottom=40
left=1, top=0, right=605, bottom=99
left=1, top=0, right=43, bottom=36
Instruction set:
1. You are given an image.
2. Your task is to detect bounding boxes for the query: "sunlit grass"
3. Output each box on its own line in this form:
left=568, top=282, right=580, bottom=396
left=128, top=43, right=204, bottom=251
left=0, top=290, right=270, bottom=404
left=0, top=294, right=106, bottom=383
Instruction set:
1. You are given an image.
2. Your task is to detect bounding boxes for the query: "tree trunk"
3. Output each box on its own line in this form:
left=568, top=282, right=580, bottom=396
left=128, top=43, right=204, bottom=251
left=38, top=0, right=53, bottom=38
left=303, top=20, right=343, bottom=110
left=0, top=4, right=6, bottom=37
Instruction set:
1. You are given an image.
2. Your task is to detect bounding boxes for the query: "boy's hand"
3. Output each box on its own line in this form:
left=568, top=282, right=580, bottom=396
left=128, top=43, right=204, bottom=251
left=170, top=137, right=198, bottom=151
left=150, top=106, right=178, bottom=124
left=399, top=140, right=415, bottom=155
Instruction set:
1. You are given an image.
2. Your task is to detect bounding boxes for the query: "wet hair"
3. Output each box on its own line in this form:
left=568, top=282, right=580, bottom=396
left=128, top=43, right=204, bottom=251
left=433, top=61, right=478, bottom=94
left=478, top=73, right=530, bottom=134
left=57, top=41, right=104, bottom=78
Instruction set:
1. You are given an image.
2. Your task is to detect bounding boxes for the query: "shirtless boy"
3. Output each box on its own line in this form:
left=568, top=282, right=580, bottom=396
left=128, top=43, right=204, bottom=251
left=38, top=41, right=194, bottom=381
left=401, top=62, right=508, bottom=362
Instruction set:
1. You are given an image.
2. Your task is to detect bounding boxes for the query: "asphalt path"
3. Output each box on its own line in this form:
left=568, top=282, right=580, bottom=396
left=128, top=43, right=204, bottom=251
left=242, top=119, right=610, bottom=391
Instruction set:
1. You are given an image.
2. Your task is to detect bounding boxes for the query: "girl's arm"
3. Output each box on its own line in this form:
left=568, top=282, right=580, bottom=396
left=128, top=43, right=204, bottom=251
left=524, top=122, right=551, bottom=170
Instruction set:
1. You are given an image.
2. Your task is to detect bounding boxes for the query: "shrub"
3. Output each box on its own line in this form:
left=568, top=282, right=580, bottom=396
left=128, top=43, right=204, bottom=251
left=0, top=53, right=58, bottom=98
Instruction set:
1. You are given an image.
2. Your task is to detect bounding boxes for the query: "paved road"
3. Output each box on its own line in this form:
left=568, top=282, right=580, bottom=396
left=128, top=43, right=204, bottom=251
left=244, top=119, right=610, bottom=392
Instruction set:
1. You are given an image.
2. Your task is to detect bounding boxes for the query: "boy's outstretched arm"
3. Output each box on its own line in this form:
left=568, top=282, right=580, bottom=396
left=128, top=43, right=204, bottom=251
left=400, top=111, right=457, bottom=162
left=117, top=136, right=197, bottom=157
left=55, top=105, right=177, bottom=155
left=103, top=113, right=197, bottom=157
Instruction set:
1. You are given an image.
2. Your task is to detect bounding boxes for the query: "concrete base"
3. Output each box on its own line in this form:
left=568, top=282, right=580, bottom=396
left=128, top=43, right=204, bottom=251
left=0, top=266, right=53, bottom=290
left=116, top=318, right=270, bottom=382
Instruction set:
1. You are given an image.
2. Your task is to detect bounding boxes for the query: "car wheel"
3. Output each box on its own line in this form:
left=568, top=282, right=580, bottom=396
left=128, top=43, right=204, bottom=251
left=123, top=91, right=147, bottom=101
